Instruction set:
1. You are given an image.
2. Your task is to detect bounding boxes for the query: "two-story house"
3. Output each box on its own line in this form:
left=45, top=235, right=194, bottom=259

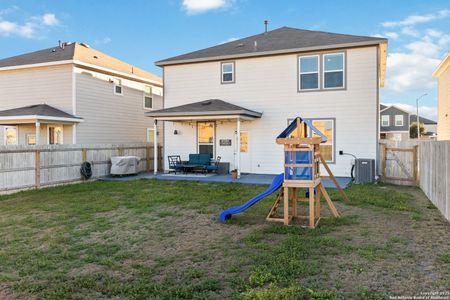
left=0, top=42, right=163, bottom=146
left=379, top=104, right=410, bottom=140
left=433, top=52, right=450, bottom=140
left=147, top=26, right=387, bottom=177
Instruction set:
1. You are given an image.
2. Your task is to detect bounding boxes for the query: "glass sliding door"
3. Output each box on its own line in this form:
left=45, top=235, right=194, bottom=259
left=197, top=122, right=215, bottom=157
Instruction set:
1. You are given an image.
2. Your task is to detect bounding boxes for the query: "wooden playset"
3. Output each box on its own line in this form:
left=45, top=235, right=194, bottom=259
left=266, top=117, right=349, bottom=228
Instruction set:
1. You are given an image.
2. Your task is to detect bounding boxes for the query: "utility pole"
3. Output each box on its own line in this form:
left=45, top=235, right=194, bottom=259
left=416, top=93, right=427, bottom=139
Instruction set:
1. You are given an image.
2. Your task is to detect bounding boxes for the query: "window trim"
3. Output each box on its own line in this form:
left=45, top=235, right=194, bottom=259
left=298, top=55, right=320, bottom=91
left=309, top=118, right=336, bottom=164
left=47, top=125, right=64, bottom=145
left=113, top=77, right=123, bottom=95
left=3, top=125, right=18, bottom=145
left=394, top=114, right=404, bottom=126
left=322, top=52, right=345, bottom=90
left=197, top=121, right=215, bottom=157
left=143, top=85, right=153, bottom=110
left=381, top=115, right=390, bottom=127
left=220, top=61, right=235, bottom=84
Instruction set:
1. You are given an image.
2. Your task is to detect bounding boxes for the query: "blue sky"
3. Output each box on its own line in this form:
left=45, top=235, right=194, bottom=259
left=0, top=0, right=449, bottom=119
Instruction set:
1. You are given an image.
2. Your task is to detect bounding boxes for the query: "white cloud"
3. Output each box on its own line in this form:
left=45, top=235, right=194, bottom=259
left=220, top=36, right=239, bottom=44
left=182, top=0, right=232, bottom=14
left=382, top=9, right=450, bottom=27
left=400, top=26, right=420, bottom=37
left=384, top=32, right=399, bottom=40
left=94, top=37, right=112, bottom=45
left=384, top=102, right=437, bottom=120
left=41, top=13, right=59, bottom=26
left=0, top=11, right=59, bottom=39
left=0, top=6, right=18, bottom=15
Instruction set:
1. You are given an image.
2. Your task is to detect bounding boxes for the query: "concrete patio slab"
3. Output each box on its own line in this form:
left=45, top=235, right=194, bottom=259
left=99, top=172, right=352, bottom=189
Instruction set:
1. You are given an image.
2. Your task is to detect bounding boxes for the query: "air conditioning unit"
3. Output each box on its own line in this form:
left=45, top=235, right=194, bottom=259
left=354, top=159, right=375, bottom=184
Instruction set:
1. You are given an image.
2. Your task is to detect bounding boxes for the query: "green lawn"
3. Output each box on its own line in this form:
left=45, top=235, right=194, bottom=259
left=0, top=180, right=449, bottom=299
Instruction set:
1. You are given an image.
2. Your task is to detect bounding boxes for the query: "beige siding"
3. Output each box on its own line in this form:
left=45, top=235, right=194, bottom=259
left=163, top=47, right=379, bottom=176
left=437, top=67, right=450, bottom=140
left=75, top=68, right=163, bottom=144
left=0, top=65, right=74, bottom=112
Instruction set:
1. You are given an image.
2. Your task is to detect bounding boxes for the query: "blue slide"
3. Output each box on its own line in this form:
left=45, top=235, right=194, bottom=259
left=219, top=173, right=284, bottom=222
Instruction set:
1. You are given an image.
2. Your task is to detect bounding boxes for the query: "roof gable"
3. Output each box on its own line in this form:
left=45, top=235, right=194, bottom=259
left=277, top=117, right=327, bottom=143
left=380, top=105, right=410, bottom=115
left=156, top=26, right=387, bottom=66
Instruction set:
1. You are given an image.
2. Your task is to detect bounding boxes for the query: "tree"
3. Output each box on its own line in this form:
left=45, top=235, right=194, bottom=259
left=410, top=122, right=425, bottom=139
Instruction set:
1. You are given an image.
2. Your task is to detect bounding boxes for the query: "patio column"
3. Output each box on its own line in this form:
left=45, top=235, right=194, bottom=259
left=236, top=117, right=241, bottom=178
left=153, top=120, right=158, bottom=174
left=35, top=122, right=40, bottom=145
left=72, top=124, right=77, bottom=144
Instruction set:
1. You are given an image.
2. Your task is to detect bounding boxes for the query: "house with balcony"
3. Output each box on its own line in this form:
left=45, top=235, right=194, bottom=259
left=147, top=26, right=387, bottom=177
left=0, top=42, right=163, bottom=146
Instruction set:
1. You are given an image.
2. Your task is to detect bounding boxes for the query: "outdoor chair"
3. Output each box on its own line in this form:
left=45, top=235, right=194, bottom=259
left=206, top=156, right=221, bottom=173
left=167, top=155, right=183, bottom=174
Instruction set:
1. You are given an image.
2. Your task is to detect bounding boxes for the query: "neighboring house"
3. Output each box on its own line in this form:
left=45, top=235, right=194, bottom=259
left=379, top=104, right=410, bottom=140
left=0, top=42, right=163, bottom=146
left=147, top=26, right=387, bottom=177
left=409, top=115, right=437, bottom=139
left=433, top=52, right=450, bottom=140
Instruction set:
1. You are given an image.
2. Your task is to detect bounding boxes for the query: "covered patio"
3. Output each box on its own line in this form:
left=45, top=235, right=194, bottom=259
left=0, top=104, right=83, bottom=145
left=145, top=99, right=263, bottom=178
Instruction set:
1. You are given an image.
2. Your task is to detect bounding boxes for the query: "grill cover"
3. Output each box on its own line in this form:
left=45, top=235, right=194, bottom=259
left=110, top=156, right=140, bottom=175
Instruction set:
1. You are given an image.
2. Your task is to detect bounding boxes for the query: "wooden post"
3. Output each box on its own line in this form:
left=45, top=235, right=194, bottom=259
left=309, top=187, right=315, bottom=228
left=153, top=121, right=158, bottom=174
left=283, top=186, right=289, bottom=225
left=146, top=146, right=151, bottom=172
left=319, top=154, right=349, bottom=203
left=118, top=147, right=124, bottom=156
left=292, top=188, right=298, bottom=218
left=319, top=183, right=340, bottom=218
left=35, top=150, right=40, bottom=189
left=315, top=186, right=321, bottom=219
left=413, top=145, right=418, bottom=186
left=382, top=144, right=387, bottom=180
left=81, top=148, right=87, bottom=161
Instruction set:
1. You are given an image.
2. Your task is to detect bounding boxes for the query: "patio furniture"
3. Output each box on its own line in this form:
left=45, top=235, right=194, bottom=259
left=181, top=154, right=212, bottom=173
left=206, top=156, right=221, bottom=173
left=168, top=155, right=183, bottom=174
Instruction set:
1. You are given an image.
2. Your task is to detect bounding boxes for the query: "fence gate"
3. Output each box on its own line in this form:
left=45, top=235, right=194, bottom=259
left=380, top=143, right=419, bottom=186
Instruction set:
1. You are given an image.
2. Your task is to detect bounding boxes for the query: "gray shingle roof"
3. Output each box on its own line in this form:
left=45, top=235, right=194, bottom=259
left=145, top=99, right=262, bottom=118
left=410, top=115, right=437, bottom=125
left=156, top=26, right=387, bottom=66
left=0, top=104, right=82, bottom=120
left=0, top=43, right=76, bottom=68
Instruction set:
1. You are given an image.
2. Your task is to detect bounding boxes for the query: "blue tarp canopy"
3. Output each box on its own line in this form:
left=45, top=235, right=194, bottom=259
left=277, top=117, right=327, bottom=143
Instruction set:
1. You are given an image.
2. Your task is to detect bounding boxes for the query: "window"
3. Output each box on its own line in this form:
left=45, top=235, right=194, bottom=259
left=3, top=126, right=17, bottom=145
left=221, top=62, right=234, bottom=83
left=113, top=78, right=123, bottom=95
left=323, top=53, right=344, bottom=89
left=395, top=115, right=404, bottom=126
left=147, top=128, right=155, bottom=144
left=310, top=119, right=335, bottom=163
left=143, top=85, right=153, bottom=109
left=27, top=134, right=36, bottom=145
left=381, top=115, right=390, bottom=127
left=240, top=132, right=248, bottom=152
left=299, top=55, right=319, bottom=90
left=197, top=122, right=215, bottom=156
left=48, top=126, right=63, bottom=145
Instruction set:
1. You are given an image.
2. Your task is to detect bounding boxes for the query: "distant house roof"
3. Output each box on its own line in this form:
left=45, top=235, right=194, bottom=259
left=0, top=42, right=162, bottom=85
left=0, top=104, right=83, bottom=123
left=380, top=104, right=411, bottom=115
left=145, top=99, right=262, bottom=119
left=380, top=104, right=388, bottom=110
left=156, top=26, right=387, bottom=66
left=410, top=115, right=437, bottom=125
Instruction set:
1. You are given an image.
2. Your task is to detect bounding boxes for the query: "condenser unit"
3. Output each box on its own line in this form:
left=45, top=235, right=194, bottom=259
left=354, top=159, right=375, bottom=184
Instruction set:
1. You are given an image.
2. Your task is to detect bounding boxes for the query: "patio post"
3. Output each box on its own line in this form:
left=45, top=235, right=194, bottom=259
left=236, top=117, right=241, bottom=178
left=153, top=120, right=158, bottom=174
left=35, top=122, right=40, bottom=145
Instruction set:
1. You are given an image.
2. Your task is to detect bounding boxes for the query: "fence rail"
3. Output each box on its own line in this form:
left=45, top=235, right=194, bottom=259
left=0, top=143, right=163, bottom=193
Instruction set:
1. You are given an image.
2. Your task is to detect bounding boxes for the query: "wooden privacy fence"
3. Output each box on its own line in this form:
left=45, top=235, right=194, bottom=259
left=379, top=141, right=419, bottom=186
left=0, top=143, right=162, bottom=193
left=419, top=141, right=450, bottom=222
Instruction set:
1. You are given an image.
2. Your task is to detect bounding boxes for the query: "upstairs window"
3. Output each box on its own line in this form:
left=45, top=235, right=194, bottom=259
left=323, top=53, right=344, bottom=89
left=381, top=115, right=390, bottom=127
left=395, top=115, right=404, bottom=126
left=113, top=78, right=123, bottom=95
left=221, top=62, right=234, bottom=83
left=299, top=55, right=319, bottom=90
left=143, top=85, right=153, bottom=109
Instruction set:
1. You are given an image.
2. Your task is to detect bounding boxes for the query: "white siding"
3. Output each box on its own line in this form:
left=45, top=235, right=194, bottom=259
left=163, top=47, right=379, bottom=176
left=75, top=68, right=163, bottom=144
left=0, top=65, right=73, bottom=112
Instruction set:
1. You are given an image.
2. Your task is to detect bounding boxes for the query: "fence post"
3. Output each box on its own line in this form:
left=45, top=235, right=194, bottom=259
left=158, top=146, right=163, bottom=171
left=413, top=145, right=418, bottom=186
left=35, top=150, right=41, bottom=189
left=381, top=144, right=387, bottom=180
left=82, top=148, right=87, bottom=161
left=118, top=147, right=124, bottom=156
